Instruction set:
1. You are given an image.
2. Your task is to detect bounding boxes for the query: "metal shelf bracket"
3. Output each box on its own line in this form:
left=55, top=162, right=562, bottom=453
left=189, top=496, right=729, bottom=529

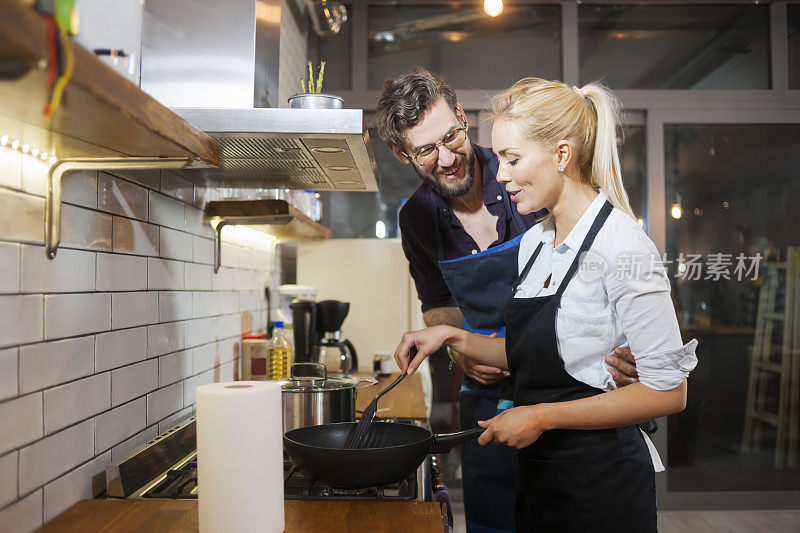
left=46, top=157, right=193, bottom=259
left=211, top=219, right=230, bottom=274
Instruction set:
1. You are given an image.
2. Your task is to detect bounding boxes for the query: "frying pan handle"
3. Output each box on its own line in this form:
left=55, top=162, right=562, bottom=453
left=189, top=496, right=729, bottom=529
left=430, top=428, right=484, bottom=454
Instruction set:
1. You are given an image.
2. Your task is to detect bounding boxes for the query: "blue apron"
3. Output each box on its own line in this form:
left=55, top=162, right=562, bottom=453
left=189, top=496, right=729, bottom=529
left=434, top=186, right=525, bottom=533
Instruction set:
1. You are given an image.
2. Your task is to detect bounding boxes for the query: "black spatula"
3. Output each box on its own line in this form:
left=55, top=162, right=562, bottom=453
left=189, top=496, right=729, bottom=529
left=346, top=371, right=407, bottom=449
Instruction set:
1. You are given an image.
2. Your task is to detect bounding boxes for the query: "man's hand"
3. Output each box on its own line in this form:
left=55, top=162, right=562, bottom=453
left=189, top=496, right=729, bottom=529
left=477, top=405, right=546, bottom=448
left=452, top=348, right=509, bottom=385
left=606, top=346, right=638, bottom=387
left=451, top=332, right=508, bottom=385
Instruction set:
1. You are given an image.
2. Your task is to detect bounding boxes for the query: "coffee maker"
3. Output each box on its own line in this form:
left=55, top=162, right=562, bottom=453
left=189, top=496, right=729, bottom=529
left=318, top=300, right=358, bottom=377
left=290, top=299, right=358, bottom=377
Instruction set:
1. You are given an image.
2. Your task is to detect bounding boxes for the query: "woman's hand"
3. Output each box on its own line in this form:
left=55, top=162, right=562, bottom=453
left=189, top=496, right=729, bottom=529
left=394, top=325, right=454, bottom=375
left=477, top=405, right=549, bottom=449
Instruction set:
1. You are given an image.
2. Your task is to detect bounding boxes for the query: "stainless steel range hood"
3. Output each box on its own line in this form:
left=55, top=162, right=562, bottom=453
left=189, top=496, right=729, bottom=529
left=141, top=0, right=378, bottom=191
left=171, top=107, right=379, bottom=191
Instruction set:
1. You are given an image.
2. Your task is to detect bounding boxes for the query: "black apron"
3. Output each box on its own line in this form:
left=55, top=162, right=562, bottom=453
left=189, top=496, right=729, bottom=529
left=505, top=200, right=657, bottom=532
left=435, top=187, right=524, bottom=533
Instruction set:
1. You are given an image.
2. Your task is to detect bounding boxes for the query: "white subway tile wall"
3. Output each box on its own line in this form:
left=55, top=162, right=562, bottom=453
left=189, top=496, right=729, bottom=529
left=20, top=337, right=94, bottom=394
left=0, top=164, right=274, bottom=530
left=0, top=451, right=18, bottom=508
left=95, top=398, right=146, bottom=453
left=0, top=348, right=18, bottom=401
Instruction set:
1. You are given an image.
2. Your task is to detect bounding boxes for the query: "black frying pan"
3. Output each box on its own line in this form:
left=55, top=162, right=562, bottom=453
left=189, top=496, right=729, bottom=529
left=284, top=422, right=483, bottom=488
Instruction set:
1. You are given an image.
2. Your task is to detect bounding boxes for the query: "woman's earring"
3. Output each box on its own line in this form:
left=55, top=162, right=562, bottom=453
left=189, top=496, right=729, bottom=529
left=558, top=167, right=564, bottom=172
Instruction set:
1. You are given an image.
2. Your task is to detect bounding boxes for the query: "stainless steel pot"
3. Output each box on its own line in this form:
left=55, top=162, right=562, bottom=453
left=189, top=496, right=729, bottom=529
left=278, top=362, right=375, bottom=433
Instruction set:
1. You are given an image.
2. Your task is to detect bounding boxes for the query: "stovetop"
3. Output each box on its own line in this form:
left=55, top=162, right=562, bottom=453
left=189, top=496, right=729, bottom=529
left=108, top=417, right=437, bottom=503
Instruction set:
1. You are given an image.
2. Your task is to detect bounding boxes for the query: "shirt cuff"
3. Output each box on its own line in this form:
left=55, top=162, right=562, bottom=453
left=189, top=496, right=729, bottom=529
left=636, top=339, right=698, bottom=391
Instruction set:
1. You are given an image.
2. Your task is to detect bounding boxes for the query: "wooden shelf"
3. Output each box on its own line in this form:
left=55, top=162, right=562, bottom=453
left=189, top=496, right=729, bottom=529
left=0, top=1, right=219, bottom=166
left=206, top=199, right=331, bottom=240
left=206, top=199, right=331, bottom=272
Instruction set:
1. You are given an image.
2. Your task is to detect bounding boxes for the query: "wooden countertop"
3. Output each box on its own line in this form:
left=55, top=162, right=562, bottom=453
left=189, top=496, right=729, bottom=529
left=355, top=372, right=428, bottom=420
left=38, top=500, right=445, bottom=533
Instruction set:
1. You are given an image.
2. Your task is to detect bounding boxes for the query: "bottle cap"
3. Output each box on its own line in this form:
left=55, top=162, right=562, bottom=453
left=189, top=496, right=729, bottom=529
left=274, top=321, right=284, bottom=328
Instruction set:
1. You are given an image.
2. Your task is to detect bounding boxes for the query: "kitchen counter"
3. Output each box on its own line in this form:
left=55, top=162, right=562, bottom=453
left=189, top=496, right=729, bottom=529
left=355, top=372, right=428, bottom=420
left=38, top=500, right=446, bottom=532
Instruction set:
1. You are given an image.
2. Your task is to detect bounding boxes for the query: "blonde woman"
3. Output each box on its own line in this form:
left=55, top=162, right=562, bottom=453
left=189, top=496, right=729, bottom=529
left=394, top=78, right=698, bottom=531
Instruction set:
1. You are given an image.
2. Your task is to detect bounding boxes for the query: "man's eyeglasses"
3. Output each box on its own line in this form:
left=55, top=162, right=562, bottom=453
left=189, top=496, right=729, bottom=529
left=403, top=126, right=468, bottom=167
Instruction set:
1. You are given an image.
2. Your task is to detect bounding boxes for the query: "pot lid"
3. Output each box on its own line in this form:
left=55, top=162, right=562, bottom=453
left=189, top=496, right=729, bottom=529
left=277, top=376, right=356, bottom=392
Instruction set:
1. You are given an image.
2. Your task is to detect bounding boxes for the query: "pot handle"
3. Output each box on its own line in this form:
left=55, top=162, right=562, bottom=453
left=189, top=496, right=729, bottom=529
left=354, top=377, right=378, bottom=399
left=430, top=428, right=484, bottom=454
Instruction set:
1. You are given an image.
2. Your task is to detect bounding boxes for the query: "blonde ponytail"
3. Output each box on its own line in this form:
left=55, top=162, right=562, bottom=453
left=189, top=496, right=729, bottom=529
left=581, top=85, right=634, bottom=218
left=489, top=78, right=634, bottom=219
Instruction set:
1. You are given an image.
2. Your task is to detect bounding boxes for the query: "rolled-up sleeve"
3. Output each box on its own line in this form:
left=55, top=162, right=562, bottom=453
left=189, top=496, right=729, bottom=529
left=604, top=218, right=698, bottom=391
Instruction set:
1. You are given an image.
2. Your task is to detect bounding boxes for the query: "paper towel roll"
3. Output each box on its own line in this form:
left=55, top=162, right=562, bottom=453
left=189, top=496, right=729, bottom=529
left=196, top=381, right=284, bottom=533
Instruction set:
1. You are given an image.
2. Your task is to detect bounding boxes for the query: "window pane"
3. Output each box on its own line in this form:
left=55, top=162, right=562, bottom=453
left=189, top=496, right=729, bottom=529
left=307, top=4, right=352, bottom=92
left=580, top=5, right=770, bottom=89
left=790, top=4, right=800, bottom=89
left=319, top=115, right=479, bottom=238
left=620, top=124, right=645, bottom=221
left=368, top=4, right=561, bottom=90
left=665, top=123, right=800, bottom=491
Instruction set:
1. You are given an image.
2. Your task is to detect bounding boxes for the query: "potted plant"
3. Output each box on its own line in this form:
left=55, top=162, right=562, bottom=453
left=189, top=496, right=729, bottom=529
left=288, top=61, right=343, bottom=109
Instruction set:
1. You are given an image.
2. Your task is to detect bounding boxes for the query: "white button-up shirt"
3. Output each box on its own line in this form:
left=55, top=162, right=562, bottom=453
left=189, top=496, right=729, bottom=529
left=514, top=191, right=698, bottom=470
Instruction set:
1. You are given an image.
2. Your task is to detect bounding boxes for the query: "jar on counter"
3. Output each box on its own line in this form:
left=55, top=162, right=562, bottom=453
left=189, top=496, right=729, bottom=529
left=373, top=351, right=394, bottom=377
left=241, top=335, right=269, bottom=380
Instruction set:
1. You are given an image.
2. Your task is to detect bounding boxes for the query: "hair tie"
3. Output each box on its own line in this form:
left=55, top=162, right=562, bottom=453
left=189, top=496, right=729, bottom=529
left=572, top=85, right=585, bottom=98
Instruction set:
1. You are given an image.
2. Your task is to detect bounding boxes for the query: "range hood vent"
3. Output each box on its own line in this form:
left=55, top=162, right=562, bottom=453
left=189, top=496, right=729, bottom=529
left=171, top=108, right=379, bottom=191
left=140, top=0, right=378, bottom=191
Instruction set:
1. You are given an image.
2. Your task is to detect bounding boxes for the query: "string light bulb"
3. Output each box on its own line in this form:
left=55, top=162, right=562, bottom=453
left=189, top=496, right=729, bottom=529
left=670, top=203, right=683, bottom=219
left=484, top=0, right=503, bottom=17
left=0, top=134, right=57, bottom=165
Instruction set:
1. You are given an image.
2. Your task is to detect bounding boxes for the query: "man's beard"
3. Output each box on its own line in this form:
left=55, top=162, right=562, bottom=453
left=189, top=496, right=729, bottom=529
left=413, top=150, right=476, bottom=200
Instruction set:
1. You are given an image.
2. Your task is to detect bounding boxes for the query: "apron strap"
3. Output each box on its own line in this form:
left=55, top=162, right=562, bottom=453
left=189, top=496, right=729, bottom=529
left=512, top=240, right=544, bottom=294
left=555, top=200, right=614, bottom=300
left=500, top=183, right=526, bottom=235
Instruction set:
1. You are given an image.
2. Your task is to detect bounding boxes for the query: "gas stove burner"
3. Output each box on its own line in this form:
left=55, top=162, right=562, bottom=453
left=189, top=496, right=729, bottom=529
left=284, top=463, right=418, bottom=501
left=113, top=418, right=431, bottom=502
left=321, top=486, right=375, bottom=497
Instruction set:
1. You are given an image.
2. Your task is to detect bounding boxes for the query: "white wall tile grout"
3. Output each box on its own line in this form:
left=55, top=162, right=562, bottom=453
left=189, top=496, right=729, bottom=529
left=0, top=105, right=280, bottom=526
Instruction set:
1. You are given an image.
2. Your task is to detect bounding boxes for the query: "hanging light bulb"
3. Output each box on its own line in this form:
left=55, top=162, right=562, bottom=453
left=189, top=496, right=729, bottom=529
left=670, top=193, right=683, bottom=220
left=484, top=0, right=503, bottom=17
left=375, top=220, right=387, bottom=239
